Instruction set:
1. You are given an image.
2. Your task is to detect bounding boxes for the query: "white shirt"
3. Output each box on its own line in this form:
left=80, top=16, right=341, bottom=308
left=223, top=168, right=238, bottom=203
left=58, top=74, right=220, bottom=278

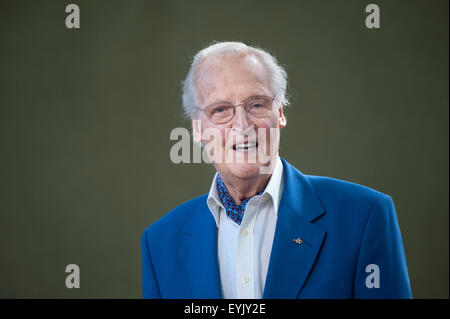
left=206, top=156, right=284, bottom=299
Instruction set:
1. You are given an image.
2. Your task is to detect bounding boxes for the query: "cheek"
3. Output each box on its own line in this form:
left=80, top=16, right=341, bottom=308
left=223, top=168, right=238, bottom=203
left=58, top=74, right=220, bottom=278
left=202, top=123, right=226, bottom=146
left=256, top=113, right=279, bottom=129
left=217, top=127, right=226, bottom=147
left=255, top=118, right=277, bottom=138
left=255, top=119, right=280, bottom=149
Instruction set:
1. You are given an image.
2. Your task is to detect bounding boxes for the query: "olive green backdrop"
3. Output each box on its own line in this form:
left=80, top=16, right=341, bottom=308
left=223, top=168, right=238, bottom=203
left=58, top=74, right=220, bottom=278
left=0, top=0, right=448, bottom=298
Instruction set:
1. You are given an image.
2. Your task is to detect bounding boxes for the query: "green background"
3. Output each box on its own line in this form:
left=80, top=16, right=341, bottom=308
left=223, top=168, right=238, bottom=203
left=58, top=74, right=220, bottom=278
left=0, top=0, right=448, bottom=298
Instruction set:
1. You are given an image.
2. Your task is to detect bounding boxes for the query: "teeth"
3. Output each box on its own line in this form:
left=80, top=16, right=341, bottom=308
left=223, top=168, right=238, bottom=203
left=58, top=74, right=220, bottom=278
left=234, top=142, right=257, bottom=150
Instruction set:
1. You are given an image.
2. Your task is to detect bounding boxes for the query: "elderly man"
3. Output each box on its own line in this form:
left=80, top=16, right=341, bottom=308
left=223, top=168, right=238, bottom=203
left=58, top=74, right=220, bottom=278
left=141, top=42, right=412, bottom=299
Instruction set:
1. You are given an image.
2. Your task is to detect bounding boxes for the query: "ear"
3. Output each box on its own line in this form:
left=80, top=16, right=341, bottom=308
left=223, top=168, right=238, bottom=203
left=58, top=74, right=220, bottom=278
left=192, top=119, right=202, bottom=143
left=278, top=107, right=287, bottom=128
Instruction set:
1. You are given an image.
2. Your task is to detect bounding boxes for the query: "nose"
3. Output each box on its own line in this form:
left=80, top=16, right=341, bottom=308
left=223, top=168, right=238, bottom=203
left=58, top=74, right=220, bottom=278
left=232, top=105, right=252, bottom=132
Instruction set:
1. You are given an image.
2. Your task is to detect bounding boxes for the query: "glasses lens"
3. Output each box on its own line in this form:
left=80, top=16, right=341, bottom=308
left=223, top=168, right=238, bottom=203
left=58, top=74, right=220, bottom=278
left=246, top=96, right=272, bottom=116
left=206, top=103, right=234, bottom=123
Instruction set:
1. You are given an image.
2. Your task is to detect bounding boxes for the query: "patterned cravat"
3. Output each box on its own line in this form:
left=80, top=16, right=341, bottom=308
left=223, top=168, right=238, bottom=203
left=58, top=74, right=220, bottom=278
left=216, top=174, right=264, bottom=225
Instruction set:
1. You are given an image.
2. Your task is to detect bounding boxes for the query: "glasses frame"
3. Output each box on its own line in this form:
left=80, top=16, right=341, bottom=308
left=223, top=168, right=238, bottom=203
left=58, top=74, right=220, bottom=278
left=195, top=95, right=278, bottom=124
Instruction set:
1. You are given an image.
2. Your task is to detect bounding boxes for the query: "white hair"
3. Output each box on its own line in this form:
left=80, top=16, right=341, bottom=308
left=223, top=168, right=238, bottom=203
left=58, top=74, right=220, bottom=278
left=182, top=41, right=289, bottom=118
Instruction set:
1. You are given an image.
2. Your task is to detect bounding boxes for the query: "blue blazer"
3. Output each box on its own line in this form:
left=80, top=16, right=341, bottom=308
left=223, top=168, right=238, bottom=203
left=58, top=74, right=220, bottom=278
left=141, top=158, right=412, bottom=298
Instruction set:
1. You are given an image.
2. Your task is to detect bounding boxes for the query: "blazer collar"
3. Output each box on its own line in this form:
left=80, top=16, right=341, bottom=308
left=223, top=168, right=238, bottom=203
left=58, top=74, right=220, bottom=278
left=278, top=157, right=326, bottom=223
left=180, top=197, right=223, bottom=298
left=263, top=158, right=327, bottom=298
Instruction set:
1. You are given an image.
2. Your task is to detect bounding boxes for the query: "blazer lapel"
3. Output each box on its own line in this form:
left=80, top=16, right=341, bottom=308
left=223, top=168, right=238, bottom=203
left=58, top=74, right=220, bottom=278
left=263, top=159, right=327, bottom=299
left=179, top=199, right=222, bottom=299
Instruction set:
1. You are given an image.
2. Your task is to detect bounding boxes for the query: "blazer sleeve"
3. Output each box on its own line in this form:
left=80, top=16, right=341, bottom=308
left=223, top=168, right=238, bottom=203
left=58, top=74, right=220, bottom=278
left=141, top=229, right=162, bottom=299
left=353, top=194, right=412, bottom=298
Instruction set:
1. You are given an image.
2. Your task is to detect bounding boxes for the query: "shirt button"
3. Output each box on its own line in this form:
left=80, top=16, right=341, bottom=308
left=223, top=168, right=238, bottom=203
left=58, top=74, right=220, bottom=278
left=242, top=276, right=250, bottom=284
left=242, top=229, right=248, bottom=237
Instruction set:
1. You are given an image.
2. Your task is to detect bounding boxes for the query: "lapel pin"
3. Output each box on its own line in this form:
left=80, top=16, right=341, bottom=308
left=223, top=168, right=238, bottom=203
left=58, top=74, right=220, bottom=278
left=293, top=238, right=304, bottom=245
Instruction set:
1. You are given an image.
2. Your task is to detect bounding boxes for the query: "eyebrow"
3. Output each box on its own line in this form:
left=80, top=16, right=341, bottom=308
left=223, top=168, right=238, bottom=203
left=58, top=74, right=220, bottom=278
left=207, top=94, right=270, bottom=106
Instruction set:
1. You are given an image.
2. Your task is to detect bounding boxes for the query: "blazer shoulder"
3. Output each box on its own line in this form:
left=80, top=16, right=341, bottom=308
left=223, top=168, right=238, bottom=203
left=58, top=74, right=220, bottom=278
left=142, top=194, right=208, bottom=239
left=306, top=175, right=392, bottom=213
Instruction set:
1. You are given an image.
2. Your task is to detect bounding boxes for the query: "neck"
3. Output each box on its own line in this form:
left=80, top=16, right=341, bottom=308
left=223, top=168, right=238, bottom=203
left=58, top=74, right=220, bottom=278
left=219, top=173, right=271, bottom=205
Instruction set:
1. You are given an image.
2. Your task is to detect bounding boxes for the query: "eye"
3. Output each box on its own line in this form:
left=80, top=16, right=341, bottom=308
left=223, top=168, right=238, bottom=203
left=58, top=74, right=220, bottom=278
left=211, top=106, right=226, bottom=115
left=248, top=99, right=267, bottom=109
left=208, top=104, right=233, bottom=118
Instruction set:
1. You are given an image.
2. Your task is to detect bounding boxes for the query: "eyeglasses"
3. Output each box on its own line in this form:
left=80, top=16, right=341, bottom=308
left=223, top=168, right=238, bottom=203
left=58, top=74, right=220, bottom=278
left=196, top=95, right=277, bottom=124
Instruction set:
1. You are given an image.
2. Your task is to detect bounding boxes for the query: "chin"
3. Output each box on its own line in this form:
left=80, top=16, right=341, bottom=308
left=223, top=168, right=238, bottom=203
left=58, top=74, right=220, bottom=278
left=227, top=162, right=262, bottom=179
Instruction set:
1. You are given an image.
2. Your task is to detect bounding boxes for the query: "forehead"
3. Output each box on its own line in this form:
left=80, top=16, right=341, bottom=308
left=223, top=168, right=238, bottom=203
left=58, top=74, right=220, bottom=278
left=194, top=53, right=270, bottom=104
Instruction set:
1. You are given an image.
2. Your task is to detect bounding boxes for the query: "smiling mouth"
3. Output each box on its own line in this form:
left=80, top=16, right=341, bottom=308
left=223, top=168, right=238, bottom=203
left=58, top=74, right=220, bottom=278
left=232, top=142, right=258, bottom=152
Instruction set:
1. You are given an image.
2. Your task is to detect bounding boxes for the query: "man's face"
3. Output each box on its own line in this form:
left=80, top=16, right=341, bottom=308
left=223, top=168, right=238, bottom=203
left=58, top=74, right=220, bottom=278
left=192, top=53, right=286, bottom=180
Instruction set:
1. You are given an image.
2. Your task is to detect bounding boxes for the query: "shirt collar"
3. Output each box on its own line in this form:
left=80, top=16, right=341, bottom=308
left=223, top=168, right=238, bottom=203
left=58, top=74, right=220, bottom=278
left=207, top=156, right=284, bottom=227
left=264, top=155, right=284, bottom=215
left=207, top=173, right=223, bottom=227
